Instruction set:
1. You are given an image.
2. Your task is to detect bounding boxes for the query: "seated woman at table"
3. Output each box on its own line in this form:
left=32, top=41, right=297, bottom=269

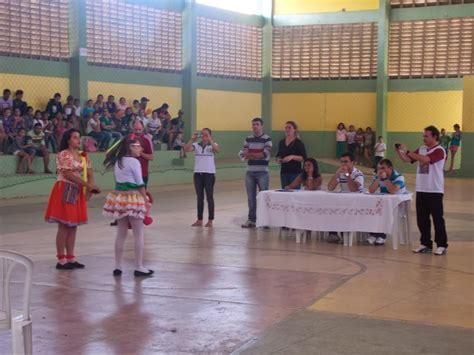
left=285, top=158, right=322, bottom=190
left=367, top=158, right=406, bottom=246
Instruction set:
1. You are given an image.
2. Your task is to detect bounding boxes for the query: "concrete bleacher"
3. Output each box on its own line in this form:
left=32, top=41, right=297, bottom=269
left=0, top=149, right=339, bottom=199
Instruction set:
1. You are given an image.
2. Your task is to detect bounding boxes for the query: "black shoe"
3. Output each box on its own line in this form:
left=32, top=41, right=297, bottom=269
left=113, top=269, right=122, bottom=276
left=110, top=220, right=118, bottom=226
left=70, top=261, right=85, bottom=269
left=134, top=270, right=154, bottom=277
left=56, top=262, right=74, bottom=270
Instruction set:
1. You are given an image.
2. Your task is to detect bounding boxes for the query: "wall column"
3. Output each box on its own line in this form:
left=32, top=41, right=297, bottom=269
left=182, top=0, right=198, bottom=139
left=69, top=0, right=89, bottom=104
left=262, top=0, right=273, bottom=135
left=376, top=0, right=390, bottom=140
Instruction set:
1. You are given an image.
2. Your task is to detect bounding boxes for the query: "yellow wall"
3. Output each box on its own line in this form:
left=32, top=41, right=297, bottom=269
left=0, top=73, right=70, bottom=111
left=272, top=93, right=376, bottom=131
left=463, top=76, right=474, bottom=132
left=274, top=0, right=379, bottom=14
left=387, top=91, right=463, bottom=132
left=197, top=89, right=261, bottom=131
left=88, top=81, right=182, bottom=117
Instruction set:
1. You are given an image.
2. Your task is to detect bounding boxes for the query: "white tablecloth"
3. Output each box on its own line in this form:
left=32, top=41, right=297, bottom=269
left=256, top=190, right=412, bottom=235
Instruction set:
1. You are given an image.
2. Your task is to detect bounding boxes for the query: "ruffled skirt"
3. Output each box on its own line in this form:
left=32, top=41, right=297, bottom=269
left=103, top=190, right=146, bottom=220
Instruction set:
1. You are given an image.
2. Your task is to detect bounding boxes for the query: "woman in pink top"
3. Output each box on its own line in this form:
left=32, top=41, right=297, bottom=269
left=336, top=122, right=347, bottom=159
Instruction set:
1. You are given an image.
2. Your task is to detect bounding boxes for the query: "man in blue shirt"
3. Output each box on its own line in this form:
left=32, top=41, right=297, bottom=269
left=367, top=158, right=407, bottom=245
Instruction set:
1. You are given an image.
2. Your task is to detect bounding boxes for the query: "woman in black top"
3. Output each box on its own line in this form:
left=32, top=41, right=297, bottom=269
left=276, top=121, right=307, bottom=189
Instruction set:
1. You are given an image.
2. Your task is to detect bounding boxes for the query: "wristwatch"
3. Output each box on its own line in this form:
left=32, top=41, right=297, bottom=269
left=344, top=173, right=350, bottom=177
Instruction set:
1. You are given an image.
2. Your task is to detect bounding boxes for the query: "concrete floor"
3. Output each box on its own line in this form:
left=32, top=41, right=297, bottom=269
left=0, top=173, right=473, bottom=354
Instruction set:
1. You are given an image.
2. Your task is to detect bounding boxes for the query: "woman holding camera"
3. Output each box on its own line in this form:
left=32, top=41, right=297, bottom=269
left=184, top=128, right=220, bottom=227
left=44, top=129, right=101, bottom=270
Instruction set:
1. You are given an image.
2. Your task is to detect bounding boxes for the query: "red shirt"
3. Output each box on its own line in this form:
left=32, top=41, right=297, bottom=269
left=138, top=134, right=153, bottom=178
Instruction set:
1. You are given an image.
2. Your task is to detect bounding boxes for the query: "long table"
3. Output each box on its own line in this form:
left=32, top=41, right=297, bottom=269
left=256, top=190, right=412, bottom=249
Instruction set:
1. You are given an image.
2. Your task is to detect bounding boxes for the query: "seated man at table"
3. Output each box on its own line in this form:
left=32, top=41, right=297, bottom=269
left=326, top=152, right=365, bottom=243
left=367, top=158, right=407, bottom=246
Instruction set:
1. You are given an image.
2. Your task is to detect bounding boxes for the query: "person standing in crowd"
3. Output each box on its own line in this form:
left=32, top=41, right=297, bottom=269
left=276, top=121, right=307, bottom=189
left=439, top=128, right=451, bottom=161
left=103, top=134, right=153, bottom=277
left=396, top=125, right=448, bottom=255
left=373, top=136, right=386, bottom=173
left=184, top=128, right=219, bottom=228
left=285, top=158, right=322, bottom=191
left=0, top=88, right=13, bottom=112
left=63, top=95, right=74, bottom=117
left=326, top=152, right=364, bottom=243
left=83, top=99, right=95, bottom=118
left=346, top=125, right=356, bottom=157
left=336, top=122, right=347, bottom=159
left=239, top=118, right=272, bottom=228
left=44, top=129, right=101, bottom=269
left=364, top=126, right=375, bottom=167
left=12, top=89, right=28, bottom=116
left=169, top=109, right=185, bottom=150
left=355, top=127, right=365, bottom=165
left=94, top=94, right=105, bottom=113
left=448, top=123, right=462, bottom=172
left=133, top=120, right=153, bottom=188
left=105, top=95, right=117, bottom=115
left=367, top=159, right=406, bottom=246
left=46, top=93, right=62, bottom=119
left=27, top=123, right=52, bottom=173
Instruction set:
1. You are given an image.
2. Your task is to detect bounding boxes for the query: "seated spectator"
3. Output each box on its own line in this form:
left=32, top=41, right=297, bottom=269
left=0, top=89, right=12, bottom=113
left=100, top=110, right=122, bottom=143
left=147, top=110, right=162, bottom=142
left=117, top=97, right=128, bottom=116
left=46, top=93, right=62, bottom=118
left=67, top=113, right=83, bottom=134
left=169, top=109, right=185, bottom=150
left=131, top=99, right=140, bottom=114
left=156, top=103, right=171, bottom=120
left=0, top=114, right=7, bottom=154
left=140, top=97, right=151, bottom=116
left=12, top=128, right=34, bottom=174
left=87, top=112, right=110, bottom=151
left=105, top=95, right=117, bottom=114
left=32, top=110, right=43, bottom=128
left=23, top=106, right=34, bottom=131
left=285, top=158, right=322, bottom=191
left=367, top=159, right=406, bottom=246
left=172, top=132, right=186, bottom=158
left=120, top=108, right=133, bottom=134
left=94, top=94, right=105, bottom=113
left=83, top=99, right=95, bottom=117
left=73, top=98, right=81, bottom=117
left=12, top=90, right=28, bottom=115
left=63, top=95, right=74, bottom=117
left=10, top=108, right=25, bottom=133
left=27, top=123, right=52, bottom=173
left=2, top=108, right=15, bottom=136
left=136, top=108, right=149, bottom=127
left=42, top=112, right=57, bottom=153
left=326, top=152, right=365, bottom=243
left=52, top=112, right=67, bottom=146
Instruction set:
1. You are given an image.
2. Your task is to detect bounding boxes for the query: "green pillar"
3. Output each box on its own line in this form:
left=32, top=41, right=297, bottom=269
left=182, top=0, right=197, bottom=139
left=376, top=0, right=390, bottom=140
left=68, top=0, right=89, bottom=105
left=262, top=0, right=273, bottom=135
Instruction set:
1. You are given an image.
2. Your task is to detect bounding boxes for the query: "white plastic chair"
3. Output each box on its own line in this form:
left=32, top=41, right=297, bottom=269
left=0, top=250, right=34, bottom=355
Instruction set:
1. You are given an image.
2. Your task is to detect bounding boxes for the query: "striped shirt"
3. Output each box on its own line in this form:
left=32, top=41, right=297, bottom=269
left=336, top=167, right=364, bottom=192
left=373, top=170, right=406, bottom=194
left=239, top=133, right=272, bottom=172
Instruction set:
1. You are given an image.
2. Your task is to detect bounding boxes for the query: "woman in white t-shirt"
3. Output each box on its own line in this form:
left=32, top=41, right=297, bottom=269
left=184, top=128, right=220, bottom=227
left=373, top=136, right=386, bottom=172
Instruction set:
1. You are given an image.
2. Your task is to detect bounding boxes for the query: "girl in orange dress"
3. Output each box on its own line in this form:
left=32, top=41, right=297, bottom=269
left=45, top=129, right=101, bottom=270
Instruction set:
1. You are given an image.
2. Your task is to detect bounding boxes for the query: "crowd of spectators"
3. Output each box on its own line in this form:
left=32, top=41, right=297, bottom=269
left=0, top=88, right=185, bottom=174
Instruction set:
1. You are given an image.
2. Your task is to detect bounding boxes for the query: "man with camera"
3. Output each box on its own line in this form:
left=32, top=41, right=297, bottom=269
left=395, top=125, right=448, bottom=256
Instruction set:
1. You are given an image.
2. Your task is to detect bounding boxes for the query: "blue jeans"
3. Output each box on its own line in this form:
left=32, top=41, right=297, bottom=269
left=89, top=131, right=110, bottom=151
left=280, top=173, right=301, bottom=189
left=245, top=171, right=269, bottom=222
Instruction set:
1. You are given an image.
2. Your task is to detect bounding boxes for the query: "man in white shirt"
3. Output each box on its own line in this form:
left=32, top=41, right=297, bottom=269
left=396, top=125, right=448, bottom=255
left=326, top=152, right=365, bottom=242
